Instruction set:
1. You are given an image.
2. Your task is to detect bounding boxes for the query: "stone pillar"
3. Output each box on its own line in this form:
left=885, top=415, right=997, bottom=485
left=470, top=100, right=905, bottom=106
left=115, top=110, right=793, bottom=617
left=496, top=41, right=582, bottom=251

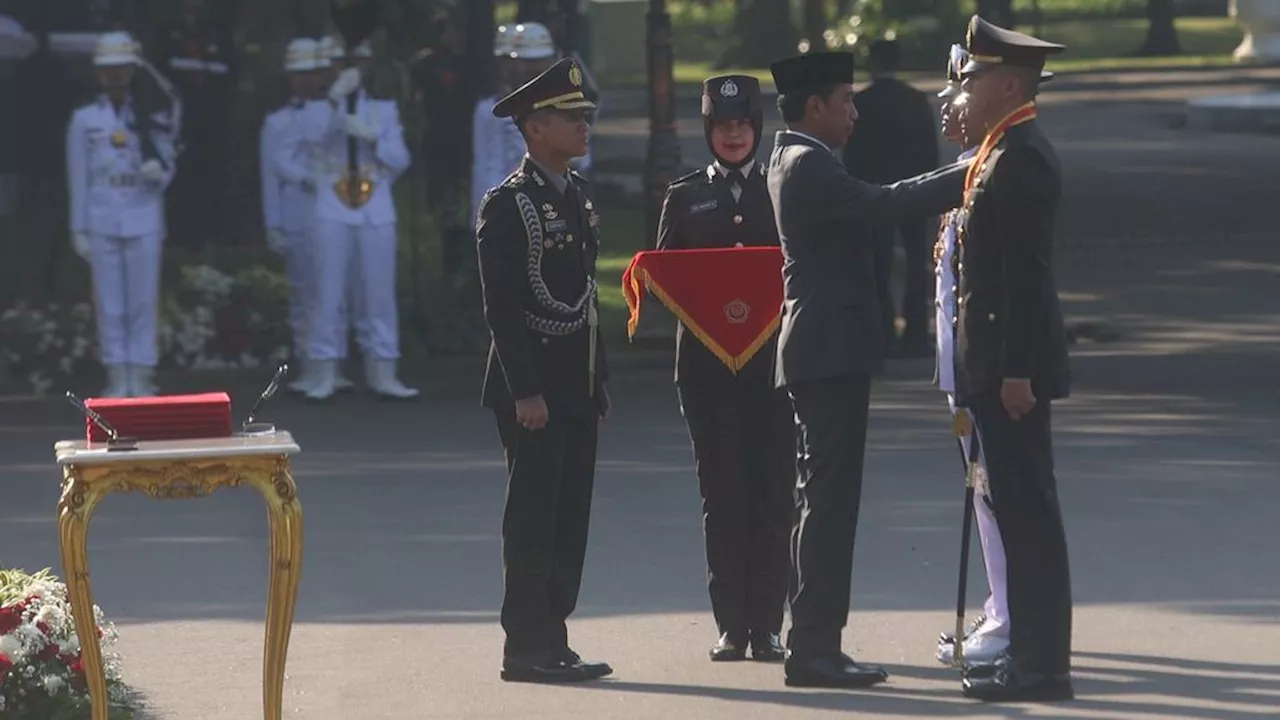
left=1231, top=0, right=1280, bottom=62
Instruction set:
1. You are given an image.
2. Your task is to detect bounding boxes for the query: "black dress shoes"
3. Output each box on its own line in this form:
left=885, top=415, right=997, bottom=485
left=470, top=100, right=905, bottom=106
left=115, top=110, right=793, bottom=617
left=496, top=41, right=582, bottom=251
left=784, top=653, right=889, bottom=689
left=961, top=655, right=1074, bottom=702
left=554, top=647, right=614, bottom=679
left=710, top=632, right=749, bottom=662
left=749, top=631, right=786, bottom=663
left=500, top=655, right=593, bottom=684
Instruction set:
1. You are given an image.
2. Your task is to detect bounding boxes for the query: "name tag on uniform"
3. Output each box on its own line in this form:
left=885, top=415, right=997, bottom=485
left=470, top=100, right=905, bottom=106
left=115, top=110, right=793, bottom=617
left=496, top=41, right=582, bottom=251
left=689, top=200, right=718, bottom=214
left=545, top=219, right=568, bottom=232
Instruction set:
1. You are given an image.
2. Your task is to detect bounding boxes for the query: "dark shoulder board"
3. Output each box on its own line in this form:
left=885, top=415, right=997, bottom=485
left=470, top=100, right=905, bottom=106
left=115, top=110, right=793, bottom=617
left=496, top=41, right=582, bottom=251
left=569, top=169, right=591, bottom=186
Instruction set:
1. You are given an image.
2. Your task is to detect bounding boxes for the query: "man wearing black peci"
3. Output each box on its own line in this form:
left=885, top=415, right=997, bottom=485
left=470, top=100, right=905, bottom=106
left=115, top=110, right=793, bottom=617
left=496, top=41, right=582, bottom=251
left=475, top=57, right=612, bottom=685
left=765, top=50, right=969, bottom=689
left=951, top=16, right=1075, bottom=702
left=655, top=74, right=792, bottom=664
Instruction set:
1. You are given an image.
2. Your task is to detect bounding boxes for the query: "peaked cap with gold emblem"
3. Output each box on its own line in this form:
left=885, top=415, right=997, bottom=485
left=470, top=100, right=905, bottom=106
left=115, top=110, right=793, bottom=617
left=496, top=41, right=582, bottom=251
left=960, top=15, right=1065, bottom=78
left=492, top=57, right=597, bottom=119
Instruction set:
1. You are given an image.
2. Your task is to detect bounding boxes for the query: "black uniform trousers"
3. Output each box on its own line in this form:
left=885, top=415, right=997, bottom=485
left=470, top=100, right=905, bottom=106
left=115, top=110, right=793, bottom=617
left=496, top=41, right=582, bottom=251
left=677, top=375, right=794, bottom=637
left=970, top=391, right=1072, bottom=674
left=785, top=372, right=873, bottom=659
left=494, top=408, right=599, bottom=661
left=873, top=219, right=931, bottom=350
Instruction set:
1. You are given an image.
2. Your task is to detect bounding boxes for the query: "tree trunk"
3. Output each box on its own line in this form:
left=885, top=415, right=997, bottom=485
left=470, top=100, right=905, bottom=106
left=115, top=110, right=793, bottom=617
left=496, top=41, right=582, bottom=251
left=516, top=0, right=553, bottom=23
left=802, top=0, right=827, bottom=51
left=977, top=0, right=1016, bottom=28
left=1139, top=0, right=1181, bottom=56
left=717, top=0, right=798, bottom=69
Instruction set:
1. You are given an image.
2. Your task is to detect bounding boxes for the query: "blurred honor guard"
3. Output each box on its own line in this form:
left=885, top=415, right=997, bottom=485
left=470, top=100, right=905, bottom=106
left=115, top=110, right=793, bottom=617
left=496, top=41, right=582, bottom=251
left=932, top=44, right=1011, bottom=669
left=283, top=54, right=418, bottom=402
left=655, top=75, right=790, bottom=664
left=951, top=16, right=1073, bottom=702
left=475, top=57, right=612, bottom=684
left=67, top=31, right=178, bottom=398
left=470, top=24, right=517, bottom=227
left=766, top=50, right=967, bottom=689
left=261, top=38, right=328, bottom=392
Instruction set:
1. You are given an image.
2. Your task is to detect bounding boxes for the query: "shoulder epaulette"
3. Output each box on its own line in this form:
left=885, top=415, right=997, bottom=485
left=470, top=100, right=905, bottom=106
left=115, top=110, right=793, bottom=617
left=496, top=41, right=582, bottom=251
left=668, top=168, right=703, bottom=188
left=569, top=169, right=590, bottom=185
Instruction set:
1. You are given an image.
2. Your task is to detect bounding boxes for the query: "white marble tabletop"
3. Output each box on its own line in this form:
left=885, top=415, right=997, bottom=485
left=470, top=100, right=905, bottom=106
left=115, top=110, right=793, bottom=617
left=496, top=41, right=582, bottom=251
left=55, top=431, right=300, bottom=466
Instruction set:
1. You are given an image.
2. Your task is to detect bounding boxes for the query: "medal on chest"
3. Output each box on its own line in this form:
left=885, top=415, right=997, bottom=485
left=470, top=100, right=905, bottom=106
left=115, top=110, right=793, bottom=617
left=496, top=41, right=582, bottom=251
left=110, top=130, right=128, bottom=148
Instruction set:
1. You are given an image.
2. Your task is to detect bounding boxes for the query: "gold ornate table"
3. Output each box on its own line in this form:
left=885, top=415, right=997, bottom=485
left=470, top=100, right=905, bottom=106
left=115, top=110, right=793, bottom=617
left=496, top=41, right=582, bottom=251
left=54, top=433, right=304, bottom=720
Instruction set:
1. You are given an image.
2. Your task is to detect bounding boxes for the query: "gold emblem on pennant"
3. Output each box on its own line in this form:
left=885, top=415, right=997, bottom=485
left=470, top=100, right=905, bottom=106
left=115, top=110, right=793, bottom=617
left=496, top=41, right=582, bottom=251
left=724, top=299, right=750, bottom=325
left=952, top=411, right=973, bottom=437
left=569, top=64, right=583, bottom=88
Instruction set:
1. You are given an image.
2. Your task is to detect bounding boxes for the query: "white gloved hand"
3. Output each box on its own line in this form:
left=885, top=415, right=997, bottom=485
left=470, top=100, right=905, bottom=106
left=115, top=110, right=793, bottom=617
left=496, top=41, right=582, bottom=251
left=342, top=114, right=380, bottom=142
left=139, top=159, right=166, bottom=184
left=328, top=68, right=362, bottom=102
left=266, top=228, right=288, bottom=254
left=72, top=232, right=91, bottom=261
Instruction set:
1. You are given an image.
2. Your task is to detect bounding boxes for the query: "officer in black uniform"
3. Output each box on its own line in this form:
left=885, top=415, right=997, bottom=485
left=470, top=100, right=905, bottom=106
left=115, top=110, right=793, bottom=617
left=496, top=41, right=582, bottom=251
left=951, top=16, right=1074, bottom=703
left=654, top=75, right=792, bottom=664
left=475, top=56, right=613, bottom=685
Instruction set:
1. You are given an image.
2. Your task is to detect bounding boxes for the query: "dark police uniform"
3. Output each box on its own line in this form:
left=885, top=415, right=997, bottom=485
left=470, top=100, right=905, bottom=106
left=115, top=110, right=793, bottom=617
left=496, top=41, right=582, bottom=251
left=654, top=75, right=791, bottom=663
left=475, top=57, right=612, bottom=685
left=766, top=50, right=969, bottom=690
left=951, top=16, right=1074, bottom=703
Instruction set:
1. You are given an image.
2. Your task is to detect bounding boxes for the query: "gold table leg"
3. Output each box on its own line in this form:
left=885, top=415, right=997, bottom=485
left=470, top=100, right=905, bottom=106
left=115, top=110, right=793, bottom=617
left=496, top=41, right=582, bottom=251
left=56, top=456, right=304, bottom=720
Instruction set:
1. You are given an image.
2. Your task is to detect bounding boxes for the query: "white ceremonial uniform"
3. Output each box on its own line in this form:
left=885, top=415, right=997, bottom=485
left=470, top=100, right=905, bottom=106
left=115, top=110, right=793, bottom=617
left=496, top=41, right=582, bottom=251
left=470, top=94, right=528, bottom=227
left=261, top=99, right=316, bottom=353
left=67, top=96, right=177, bottom=398
left=285, top=84, right=416, bottom=400
left=936, top=146, right=1009, bottom=661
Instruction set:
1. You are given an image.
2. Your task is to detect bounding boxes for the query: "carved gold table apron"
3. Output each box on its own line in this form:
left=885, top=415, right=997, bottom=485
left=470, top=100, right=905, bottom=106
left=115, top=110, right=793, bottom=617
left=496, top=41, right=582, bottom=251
left=54, top=433, right=304, bottom=720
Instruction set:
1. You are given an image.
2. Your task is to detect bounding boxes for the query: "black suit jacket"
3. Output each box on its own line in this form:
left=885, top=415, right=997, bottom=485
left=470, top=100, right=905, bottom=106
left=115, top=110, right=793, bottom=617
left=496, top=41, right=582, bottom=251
left=767, top=131, right=968, bottom=388
left=655, top=162, right=779, bottom=384
left=476, top=157, right=609, bottom=420
left=842, top=76, right=940, bottom=183
left=954, top=120, right=1070, bottom=405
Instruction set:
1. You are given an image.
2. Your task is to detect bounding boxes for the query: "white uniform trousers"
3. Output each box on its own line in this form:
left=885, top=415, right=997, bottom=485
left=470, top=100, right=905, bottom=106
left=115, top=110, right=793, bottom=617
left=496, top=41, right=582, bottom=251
left=949, top=393, right=1010, bottom=638
left=283, top=229, right=315, bottom=355
left=89, top=234, right=162, bottom=367
left=309, top=220, right=399, bottom=361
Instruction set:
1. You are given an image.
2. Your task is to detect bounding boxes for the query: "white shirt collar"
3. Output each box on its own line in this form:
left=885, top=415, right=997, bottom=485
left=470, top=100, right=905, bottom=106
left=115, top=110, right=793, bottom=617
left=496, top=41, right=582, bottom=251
left=711, top=159, right=755, bottom=179
left=782, top=129, right=832, bottom=153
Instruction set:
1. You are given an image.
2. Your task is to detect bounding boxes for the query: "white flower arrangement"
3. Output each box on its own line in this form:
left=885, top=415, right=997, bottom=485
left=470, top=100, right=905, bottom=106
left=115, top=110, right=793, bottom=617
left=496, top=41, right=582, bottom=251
left=0, top=568, right=139, bottom=718
left=0, top=263, right=292, bottom=395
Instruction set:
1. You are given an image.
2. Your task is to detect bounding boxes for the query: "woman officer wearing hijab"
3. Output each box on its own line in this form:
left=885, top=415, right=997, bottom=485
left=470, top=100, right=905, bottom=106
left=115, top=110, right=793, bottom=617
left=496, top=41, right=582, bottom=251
left=654, top=75, right=792, bottom=663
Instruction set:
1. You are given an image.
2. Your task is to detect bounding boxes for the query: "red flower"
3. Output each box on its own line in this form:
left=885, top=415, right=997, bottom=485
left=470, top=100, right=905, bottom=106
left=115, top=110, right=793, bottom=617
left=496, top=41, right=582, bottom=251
left=0, top=606, right=20, bottom=635
left=0, top=652, right=13, bottom=674
left=37, top=620, right=51, bottom=635
left=37, top=642, right=61, bottom=661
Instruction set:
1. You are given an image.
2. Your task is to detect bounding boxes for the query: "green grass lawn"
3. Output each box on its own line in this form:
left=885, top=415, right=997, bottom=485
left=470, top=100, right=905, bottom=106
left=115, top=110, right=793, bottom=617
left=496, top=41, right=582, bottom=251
left=593, top=198, right=652, bottom=348
left=602, top=17, right=1245, bottom=89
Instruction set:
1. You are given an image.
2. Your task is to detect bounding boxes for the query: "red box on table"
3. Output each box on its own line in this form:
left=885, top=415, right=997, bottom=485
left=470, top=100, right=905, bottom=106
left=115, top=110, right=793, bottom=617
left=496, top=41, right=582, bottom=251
left=84, top=392, right=233, bottom=443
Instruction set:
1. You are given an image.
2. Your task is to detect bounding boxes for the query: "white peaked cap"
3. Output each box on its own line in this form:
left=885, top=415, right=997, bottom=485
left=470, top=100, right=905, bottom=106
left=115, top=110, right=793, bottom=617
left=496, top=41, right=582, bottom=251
left=494, top=24, right=514, bottom=57
left=94, top=30, right=140, bottom=67
left=284, top=38, right=321, bottom=72
left=320, top=35, right=344, bottom=60
left=508, top=23, right=555, bottom=60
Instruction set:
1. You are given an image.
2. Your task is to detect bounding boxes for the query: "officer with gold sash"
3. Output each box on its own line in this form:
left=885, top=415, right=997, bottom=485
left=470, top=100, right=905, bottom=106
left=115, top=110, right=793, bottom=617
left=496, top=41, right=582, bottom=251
left=284, top=47, right=418, bottom=402
left=66, top=31, right=177, bottom=398
left=476, top=57, right=611, bottom=685
left=655, top=75, right=790, bottom=664
left=950, top=16, right=1074, bottom=702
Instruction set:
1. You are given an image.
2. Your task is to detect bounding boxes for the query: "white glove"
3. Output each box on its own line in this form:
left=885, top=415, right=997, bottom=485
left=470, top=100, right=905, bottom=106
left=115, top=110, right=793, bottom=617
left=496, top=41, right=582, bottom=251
left=266, top=228, right=288, bottom=254
left=328, top=68, right=362, bottom=102
left=139, top=159, right=165, bottom=185
left=72, top=232, right=91, bottom=261
left=342, top=114, right=380, bottom=142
